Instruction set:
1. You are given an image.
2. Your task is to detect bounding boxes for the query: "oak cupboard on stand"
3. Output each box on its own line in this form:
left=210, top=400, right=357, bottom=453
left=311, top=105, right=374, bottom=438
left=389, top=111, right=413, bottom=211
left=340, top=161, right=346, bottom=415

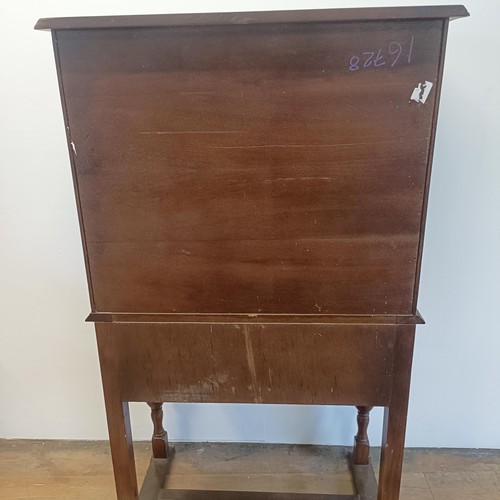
left=35, top=6, right=468, bottom=499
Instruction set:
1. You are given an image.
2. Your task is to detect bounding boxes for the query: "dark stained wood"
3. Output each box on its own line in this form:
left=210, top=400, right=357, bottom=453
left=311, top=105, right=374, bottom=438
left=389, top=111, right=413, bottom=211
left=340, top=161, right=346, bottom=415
left=96, top=329, right=138, bottom=500
left=54, top=19, right=445, bottom=316
left=38, top=6, right=467, bottom=500
left=147, top=403, right=169, bottom=459
left=96, top=323, right=397, bottom=406
left=86, top=312, right=425, bottom=325
left=352, top=406, right=373, bottom=466
left=35, top=5, right=469, bottom=31
left=377, top=325, right=416, bottom=500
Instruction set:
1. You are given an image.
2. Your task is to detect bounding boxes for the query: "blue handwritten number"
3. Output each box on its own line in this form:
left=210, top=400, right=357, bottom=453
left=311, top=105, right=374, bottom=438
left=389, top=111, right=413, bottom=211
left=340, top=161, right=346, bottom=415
left=363, top=52, right=375, bottom=68
left=349, top=37, right=414, bottom=71
left=373, top=48, right=386, bottom=67
left=407, top=36, right=414, bottom=64
left=389, top=42, right=403, bottom=67
left=349, top=56, right=360, bottom=71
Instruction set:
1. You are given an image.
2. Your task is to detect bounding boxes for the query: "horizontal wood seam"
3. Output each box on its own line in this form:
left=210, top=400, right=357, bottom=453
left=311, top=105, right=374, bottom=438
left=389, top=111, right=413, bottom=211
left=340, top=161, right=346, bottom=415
left=86, top=312, right=425, bottom=325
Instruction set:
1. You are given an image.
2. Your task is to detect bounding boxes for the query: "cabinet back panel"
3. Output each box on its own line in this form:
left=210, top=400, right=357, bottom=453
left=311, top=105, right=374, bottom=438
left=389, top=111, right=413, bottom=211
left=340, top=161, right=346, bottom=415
left=55, top=20, right=444, bottom=314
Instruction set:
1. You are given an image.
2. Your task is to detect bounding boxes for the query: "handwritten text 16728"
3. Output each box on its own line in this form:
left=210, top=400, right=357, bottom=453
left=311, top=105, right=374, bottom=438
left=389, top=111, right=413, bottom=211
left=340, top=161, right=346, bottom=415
left=348, top=36, right=414, bottom=72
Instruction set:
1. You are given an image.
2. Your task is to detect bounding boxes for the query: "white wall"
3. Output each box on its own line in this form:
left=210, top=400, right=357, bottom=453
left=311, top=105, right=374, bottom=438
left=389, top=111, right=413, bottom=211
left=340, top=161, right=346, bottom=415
left=1, top=0, right=498, bottom=448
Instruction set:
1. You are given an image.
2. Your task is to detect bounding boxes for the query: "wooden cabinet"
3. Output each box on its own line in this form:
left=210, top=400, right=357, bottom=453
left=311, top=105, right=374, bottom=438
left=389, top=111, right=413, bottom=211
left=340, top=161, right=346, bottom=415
left=36, top=6, right=468, bottom=499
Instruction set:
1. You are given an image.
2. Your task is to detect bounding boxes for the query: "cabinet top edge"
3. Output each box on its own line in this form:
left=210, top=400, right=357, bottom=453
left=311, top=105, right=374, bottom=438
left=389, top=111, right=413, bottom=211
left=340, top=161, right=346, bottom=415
left=35, top=5, right=469, bottom=31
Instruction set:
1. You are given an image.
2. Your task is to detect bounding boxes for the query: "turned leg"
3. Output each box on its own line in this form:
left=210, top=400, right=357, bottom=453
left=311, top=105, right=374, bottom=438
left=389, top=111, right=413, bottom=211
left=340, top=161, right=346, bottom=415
left=353, top=405, right=374, bottom=465
left=147, top=402, right=169, bottom=459
left=377, top=325, right=416, bottom=500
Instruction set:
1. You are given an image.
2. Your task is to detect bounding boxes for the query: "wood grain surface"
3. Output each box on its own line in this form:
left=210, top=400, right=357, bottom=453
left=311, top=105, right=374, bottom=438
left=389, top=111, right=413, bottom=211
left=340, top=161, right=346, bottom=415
left=96, top=323, right=397, bottom=406
left=54, top=19, right=445, bottom=315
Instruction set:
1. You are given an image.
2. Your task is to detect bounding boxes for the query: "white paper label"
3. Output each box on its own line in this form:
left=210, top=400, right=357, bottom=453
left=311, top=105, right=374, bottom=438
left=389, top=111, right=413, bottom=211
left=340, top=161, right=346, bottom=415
left=410, top=81, right=433, bottom=104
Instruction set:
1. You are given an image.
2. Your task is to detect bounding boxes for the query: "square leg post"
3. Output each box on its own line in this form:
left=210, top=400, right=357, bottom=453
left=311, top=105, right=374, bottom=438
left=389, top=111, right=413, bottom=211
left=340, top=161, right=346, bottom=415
left=377, top=325, right=416, bottom=500
left=96, top=325, right=139, bottom=500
